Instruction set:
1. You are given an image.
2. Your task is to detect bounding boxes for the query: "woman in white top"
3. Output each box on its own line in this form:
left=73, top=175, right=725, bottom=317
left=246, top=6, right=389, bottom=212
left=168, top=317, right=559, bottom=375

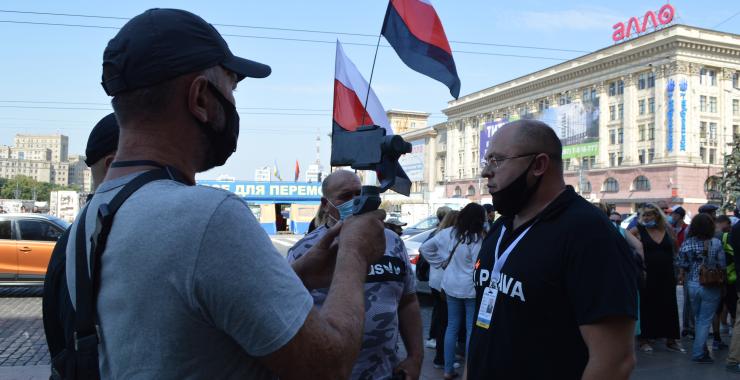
left=420, top=210, right=459, bottom=368
left=421, top=203, right=485, bottom=379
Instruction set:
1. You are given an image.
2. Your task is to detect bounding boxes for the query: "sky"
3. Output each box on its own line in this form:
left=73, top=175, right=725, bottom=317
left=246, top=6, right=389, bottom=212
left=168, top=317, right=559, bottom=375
left=0, top=0, right=738, bottom=180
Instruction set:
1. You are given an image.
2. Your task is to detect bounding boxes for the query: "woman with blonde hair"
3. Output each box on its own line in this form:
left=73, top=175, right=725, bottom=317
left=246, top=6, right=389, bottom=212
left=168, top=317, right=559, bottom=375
left=629, top=203, right=683, bottom=353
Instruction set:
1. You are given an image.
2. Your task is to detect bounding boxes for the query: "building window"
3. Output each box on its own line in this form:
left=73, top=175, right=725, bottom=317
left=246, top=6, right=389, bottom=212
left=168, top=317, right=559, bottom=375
left=648, top=123, right=655, bottom=141
left=734, top=124, right=740, bottom=140
left=609, top=82, right=616, bottom=96
left=734, top=99, right=739, bottom=116
left=648, top=148, right=655, bottom=163
left=647, top=72, right=655, bottom=88
left=638, top=124, right=646, bottom=141
left=638, top=73, right=646, bottom=90
left=700, top=121, right=707, bottom=139
left=734, top=72, right=740, bottom=89
left=538, top=99, right=550, bottom=112
left=639, top=99, right=646, bottom=115
left=454, top=186, right=462, bottom=197
left=700, top=95, right=707, bottom=112
left=581, top=181, right=592, bottom=194
left=633, top=176, right=651, bottom=191
left=609, top=153, right=616, bottom=167
left=467, top=185, right=476, bottom=196
left=709, top=97, right=717, bottom=113
left=618, top=128, right=624, bottom=144
left=705, top=176, right=721, bottom=192
left=709, top=148, right=716, bottom=164
left=603, top=178, right=619, bottom=193
left=639, top=150, right=645, bottom=164
left=618, top=103, right=624, bottom=120
left=701, top=68, right=717, bottom=86
left=700, top=147, right=707, bottom=163
left=709, top=122, right=717, bottom=140
left=618, top=152, right=623, bottom=166
left=609, top=105, right=616, bottom=121
left=617, top=80, right=624, bottom=95
left=609, top=129, right=617, bottom=145
left=648, top=97, right=655, bottom=114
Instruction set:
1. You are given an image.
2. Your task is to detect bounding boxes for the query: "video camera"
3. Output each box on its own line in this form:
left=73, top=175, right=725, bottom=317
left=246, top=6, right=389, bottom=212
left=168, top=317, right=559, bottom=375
left=330, top=124, right=412, bottom=216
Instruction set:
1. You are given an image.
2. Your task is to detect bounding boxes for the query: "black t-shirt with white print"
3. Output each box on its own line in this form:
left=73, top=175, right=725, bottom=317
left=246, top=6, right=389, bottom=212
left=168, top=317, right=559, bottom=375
left=467, top=186, right=638, bottom=379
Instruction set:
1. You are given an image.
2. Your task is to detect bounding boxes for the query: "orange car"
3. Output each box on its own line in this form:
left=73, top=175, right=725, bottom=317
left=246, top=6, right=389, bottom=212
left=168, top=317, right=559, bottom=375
left=0, top=213, right=69, bottom=285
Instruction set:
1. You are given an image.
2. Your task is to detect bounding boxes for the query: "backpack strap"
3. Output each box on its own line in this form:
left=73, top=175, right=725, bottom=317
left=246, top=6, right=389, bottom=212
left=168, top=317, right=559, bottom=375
left=73, top=167, right=187, bottom=359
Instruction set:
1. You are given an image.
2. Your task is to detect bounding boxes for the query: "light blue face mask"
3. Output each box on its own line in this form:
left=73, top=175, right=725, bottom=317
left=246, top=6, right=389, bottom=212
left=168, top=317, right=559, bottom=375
left=329, top=198, right=355, bottom=221
left=641, top=220, right=657, bottom=228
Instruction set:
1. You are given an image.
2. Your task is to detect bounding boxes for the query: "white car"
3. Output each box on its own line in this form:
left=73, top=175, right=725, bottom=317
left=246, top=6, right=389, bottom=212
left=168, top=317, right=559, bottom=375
left=403, top=229, right=435, bottom=294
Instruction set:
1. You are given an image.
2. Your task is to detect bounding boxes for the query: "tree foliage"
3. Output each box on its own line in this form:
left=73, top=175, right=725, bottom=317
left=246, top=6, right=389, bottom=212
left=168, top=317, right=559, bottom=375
left=720, top=138, right=740, bottom=212
left=0, top=176, right=80, bottom=202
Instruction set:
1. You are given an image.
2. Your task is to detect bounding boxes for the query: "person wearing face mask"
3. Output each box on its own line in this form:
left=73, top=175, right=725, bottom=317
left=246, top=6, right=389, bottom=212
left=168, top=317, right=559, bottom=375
left=629, top=204, right=683, bottom=354
left=467, top=120, right=638, bottom=380
left=669, top=206, right=688, bottom=249
left=59, top=9, right=390, bottom=380
left=287, top=170, right=424, bottom=380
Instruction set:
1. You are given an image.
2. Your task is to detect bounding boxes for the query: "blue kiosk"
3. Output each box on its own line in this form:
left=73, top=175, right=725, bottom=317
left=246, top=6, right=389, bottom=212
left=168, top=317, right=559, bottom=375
left=198, top=180, right=322, bottom=235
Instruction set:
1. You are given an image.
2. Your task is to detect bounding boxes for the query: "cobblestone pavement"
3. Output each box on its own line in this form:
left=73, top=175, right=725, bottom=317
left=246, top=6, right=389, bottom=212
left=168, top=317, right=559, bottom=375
left=0, top=278, right=736, bottom=379
left=0, top=287, right=48, bottom=368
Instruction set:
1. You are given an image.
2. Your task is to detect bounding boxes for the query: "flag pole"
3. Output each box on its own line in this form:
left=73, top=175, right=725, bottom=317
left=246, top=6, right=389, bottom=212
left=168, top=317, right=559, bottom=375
left=360, top=32, right=383, bottom=127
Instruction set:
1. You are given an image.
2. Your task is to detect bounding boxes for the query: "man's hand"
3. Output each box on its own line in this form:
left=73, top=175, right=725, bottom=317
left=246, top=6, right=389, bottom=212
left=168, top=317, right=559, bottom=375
left=291, top=222, right=341, bottom=290
left=394, top=356, right=422, bottom=380
left=338, top=209, right=386, bottom=265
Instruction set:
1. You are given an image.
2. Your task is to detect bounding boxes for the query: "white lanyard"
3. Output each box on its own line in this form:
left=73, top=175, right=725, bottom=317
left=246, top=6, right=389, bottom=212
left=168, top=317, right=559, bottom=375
left=490, top=223, right=535, bottom=285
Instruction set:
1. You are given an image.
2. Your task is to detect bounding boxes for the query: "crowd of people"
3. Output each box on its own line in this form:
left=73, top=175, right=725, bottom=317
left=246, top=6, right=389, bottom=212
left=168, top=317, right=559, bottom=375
left=35, top=7, right=739, bottom=380
left=601, top=201, right=740, bottom=366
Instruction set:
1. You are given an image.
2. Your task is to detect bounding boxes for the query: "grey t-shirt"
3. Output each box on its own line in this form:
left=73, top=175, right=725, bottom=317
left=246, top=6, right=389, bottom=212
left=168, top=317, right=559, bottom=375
left=66, top=172, right=313, bottom=379
left=287, top=225, right=415, bottom=380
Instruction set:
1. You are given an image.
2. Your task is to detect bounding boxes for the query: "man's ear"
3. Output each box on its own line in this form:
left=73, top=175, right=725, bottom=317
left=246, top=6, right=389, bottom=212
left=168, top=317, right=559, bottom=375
left=103, top=153, right=116, bottom=170
left=188, top=75, right=211, bottom=124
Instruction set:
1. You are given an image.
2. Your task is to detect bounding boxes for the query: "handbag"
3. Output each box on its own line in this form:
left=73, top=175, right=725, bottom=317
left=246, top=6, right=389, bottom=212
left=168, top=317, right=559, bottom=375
left=699, top=240, right=726, bottom=287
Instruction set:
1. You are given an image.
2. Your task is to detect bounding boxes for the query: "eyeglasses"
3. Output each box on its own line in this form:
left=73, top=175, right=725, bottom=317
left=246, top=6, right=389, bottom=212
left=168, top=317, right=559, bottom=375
left=481, top=153, right=538, bottom=170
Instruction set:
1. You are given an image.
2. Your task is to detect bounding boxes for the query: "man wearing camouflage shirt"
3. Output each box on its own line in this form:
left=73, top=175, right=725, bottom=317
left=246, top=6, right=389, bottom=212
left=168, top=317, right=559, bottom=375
left=287, top=170, right=423, bottom=380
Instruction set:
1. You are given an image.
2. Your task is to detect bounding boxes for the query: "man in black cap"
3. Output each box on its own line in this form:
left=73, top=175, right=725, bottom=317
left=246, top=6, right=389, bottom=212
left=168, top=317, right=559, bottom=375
left=60, top=8, right=386, bottom=380
left=84, top=113, right=119, bottom=191
left=42, top=112, right=120, bottom=373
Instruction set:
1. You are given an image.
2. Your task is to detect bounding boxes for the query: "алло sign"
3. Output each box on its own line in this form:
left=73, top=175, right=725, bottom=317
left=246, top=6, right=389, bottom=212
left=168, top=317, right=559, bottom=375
left=612, top=3, right=675, bottom=42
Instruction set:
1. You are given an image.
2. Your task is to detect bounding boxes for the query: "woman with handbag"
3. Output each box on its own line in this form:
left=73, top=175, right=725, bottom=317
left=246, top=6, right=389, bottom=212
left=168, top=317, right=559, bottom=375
left=676, top=213, right=727, bottom=363
left=420, top=203, right=485, bottom=379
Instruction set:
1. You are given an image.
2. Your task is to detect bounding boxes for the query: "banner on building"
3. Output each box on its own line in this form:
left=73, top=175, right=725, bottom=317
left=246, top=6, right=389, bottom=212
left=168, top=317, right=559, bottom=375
left=398, top=139, right=425, bottom=182
left=198, top=181, right=323, bottom=201
left=479, top=118, right=508, bottom=165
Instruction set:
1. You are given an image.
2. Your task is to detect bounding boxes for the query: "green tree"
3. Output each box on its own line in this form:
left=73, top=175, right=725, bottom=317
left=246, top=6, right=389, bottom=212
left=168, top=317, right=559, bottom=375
left=720, top=138, right=740, bottom=212
left=0, top=176, right=80, bottom=202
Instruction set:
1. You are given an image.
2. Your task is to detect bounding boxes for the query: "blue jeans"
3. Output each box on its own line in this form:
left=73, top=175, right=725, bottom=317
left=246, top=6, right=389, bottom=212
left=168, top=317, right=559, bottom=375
left=445, top=296, right=475, bottom=374
left=687, top=282, right=721, bottom=359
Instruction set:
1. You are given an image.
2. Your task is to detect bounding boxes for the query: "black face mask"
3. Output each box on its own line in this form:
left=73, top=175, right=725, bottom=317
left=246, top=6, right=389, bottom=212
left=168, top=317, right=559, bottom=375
left=199, top=82, right=240, bottom=169
left=491, top=157, right=542, bottom=218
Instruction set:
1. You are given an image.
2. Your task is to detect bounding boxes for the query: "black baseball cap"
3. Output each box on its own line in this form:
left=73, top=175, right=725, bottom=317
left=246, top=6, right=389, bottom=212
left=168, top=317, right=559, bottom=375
left=698, top=204, right=719, bottom=214
left=102, top=8, right=271, bottom=96
left=85, top=113, right=119, bottom=166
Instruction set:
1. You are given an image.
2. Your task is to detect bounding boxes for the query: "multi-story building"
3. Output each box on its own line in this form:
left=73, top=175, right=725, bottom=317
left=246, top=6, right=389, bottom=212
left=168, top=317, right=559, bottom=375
left=437, top=24, right=740, bottom=215
left=387, top=110, right=431, bottom=134
left=0, top=159, right=52, bottom=183
left=14, top=134, right=68, bottom=162
left=68, top=155, right=92, bottom=192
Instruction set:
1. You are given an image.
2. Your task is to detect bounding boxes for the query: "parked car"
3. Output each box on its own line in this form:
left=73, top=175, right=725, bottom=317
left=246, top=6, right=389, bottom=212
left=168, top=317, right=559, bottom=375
left=0, top=213, right=69, bottom=286
left=403, top=229, right=435, bottom=294
left=401, top=216, right=438, bottom=238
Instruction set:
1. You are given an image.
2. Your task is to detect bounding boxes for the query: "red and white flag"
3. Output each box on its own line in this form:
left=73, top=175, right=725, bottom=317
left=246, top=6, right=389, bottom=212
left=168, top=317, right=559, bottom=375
left=332, top=40, right=392, bottom=134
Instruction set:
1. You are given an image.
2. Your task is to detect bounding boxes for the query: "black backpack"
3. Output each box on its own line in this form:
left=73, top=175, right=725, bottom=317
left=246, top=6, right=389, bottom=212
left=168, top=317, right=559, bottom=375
left=42, top=167, right=185, bottom=379
left=415, top=230, right=438, bottom=282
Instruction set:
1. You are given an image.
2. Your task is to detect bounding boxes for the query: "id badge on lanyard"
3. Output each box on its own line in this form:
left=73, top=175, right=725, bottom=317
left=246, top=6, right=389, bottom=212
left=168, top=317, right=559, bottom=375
left=475, top=223, right=534, bottom=329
